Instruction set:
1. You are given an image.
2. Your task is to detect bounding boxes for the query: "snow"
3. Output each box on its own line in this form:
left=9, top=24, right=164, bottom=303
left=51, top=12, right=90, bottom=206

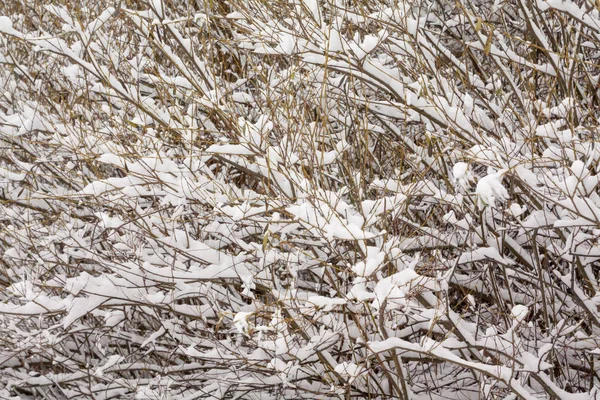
left=233, top=312, right=252, bottom=335
left=63, top=295, right=106, bottom=328
left=85, top=7, right=116, bottom=36
left=325, top=26, right=343, bottom=51
left=372, top=278, right=406, bottom=310
left=150, top=0, right=164, bottom=18
left=511, top=305, right=529, bottom=323
left=352, top=247, right=386, bottom=276
left=141, top=327, right=166, bottom=348
left=538, top=0, right=600, bottom=32
left=205, top=143, right=255, bottom=155
left=476, top=172, right=509, bottom=208
left=325, top=220, right=376, bottom=241
left=352, top=34, right=379, bottom=59
left=333, top=362, right=366, bottom=382
left=508, top=203, right=526, bottom=217
left=303, top=0, right=322, bottom=25
left=104, top=310, right=125, bottom=327
left=458, top=247, right=514, bottom=266
left=306, top=295, right=347, bottom=311
left=0, top=16, right=18, bottom=35
left=232, top=92, right=253, bottom=103
left=347, top=280, right=376, bottom=302
left=452, top=162, right=473, bottom=190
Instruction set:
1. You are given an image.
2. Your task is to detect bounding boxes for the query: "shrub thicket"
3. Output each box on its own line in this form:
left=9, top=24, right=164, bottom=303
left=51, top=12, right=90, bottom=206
left=1, top=0, right=599, bottom=398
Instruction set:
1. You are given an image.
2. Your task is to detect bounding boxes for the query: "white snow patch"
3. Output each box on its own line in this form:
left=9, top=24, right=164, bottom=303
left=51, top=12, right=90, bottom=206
left=476, top=172, right=509, bottom=208
left=511, top=305, right=529, bottom=323
left=452, top=162, right=473, bottom=190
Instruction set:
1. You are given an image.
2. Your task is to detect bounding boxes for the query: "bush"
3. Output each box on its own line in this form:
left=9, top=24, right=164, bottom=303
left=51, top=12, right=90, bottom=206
left=1, top=0, right=599, bottom=398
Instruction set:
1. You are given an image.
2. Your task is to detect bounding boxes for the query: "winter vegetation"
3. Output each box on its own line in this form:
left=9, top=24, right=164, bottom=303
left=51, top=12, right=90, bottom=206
left=0, top=0, right=600, bottom=398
